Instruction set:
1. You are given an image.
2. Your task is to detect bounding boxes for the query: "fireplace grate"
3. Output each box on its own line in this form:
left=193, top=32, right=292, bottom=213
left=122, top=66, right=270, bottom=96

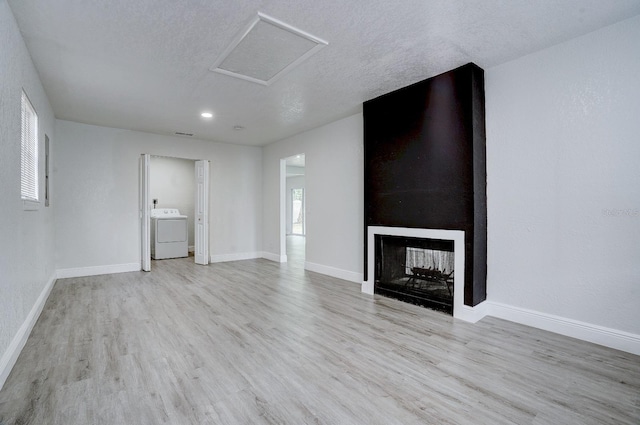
left=375, top=235, right=454, bottom=315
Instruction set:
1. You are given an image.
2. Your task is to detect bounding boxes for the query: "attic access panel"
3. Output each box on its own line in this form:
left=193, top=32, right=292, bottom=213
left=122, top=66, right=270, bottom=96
left=210, top=12, right=328, bottom=86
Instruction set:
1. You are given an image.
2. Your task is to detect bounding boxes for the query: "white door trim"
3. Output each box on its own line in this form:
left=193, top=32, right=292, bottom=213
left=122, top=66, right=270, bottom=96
left=140, top=154, right=151, bottom=271
left=279, top=158, right=287, bottom=262
left=195, top=160, right=210, bottom=265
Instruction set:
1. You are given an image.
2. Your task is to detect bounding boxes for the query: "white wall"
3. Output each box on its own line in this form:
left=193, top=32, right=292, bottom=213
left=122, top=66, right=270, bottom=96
left=54, top=120, right=262, bottom=272
left=0, top=1, right=57, bottom=386
left=486, top=15, right=640, bottom=335
left=286, top=175, right=305, bottom=235
left=150, top=156, right=195, bottom=247
left=263, top=114, right=364, bottom=282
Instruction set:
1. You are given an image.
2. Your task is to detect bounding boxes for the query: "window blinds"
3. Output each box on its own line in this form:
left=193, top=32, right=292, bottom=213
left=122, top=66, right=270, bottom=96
left=21, top=91, right=38, bottom=201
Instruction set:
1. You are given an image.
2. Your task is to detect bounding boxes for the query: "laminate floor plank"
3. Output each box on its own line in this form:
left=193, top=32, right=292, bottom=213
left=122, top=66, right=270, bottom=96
left=0, top=238, right=638, bottom=424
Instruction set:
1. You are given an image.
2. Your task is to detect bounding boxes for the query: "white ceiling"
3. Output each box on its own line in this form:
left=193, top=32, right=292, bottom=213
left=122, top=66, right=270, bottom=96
left=8, top=0, right=640, bottom=146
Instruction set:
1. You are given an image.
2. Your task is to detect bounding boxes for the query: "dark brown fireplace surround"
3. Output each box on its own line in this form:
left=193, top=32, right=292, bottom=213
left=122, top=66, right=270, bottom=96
left=364, top=63, right=487, bottom=307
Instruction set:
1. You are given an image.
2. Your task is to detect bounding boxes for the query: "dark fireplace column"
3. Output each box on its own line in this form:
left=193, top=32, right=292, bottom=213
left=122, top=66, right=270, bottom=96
left=363, top=63, right=487, bottom=307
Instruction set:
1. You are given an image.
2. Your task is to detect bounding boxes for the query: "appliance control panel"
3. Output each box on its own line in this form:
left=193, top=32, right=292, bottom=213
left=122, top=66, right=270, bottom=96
left=151, top=208, right=182, bottom=218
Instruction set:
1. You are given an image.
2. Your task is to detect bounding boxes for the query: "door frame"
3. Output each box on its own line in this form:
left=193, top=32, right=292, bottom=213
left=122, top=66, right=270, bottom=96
left=280, top=153, right=306, bottom=262
left=194, top=159, right=210, bottom=265
left=279, top=158, right=287, bottom=262
left=140, top=154, right=151, bottom=271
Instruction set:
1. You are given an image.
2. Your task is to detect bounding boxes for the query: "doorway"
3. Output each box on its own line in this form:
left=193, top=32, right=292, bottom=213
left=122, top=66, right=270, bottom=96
left=282, top=154, right=305, bottom=265
left=139, top=154, right=209, bottom=271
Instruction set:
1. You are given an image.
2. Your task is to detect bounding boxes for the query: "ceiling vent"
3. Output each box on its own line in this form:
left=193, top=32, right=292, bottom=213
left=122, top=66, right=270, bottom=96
left=210, top=12, right=328, bottom=86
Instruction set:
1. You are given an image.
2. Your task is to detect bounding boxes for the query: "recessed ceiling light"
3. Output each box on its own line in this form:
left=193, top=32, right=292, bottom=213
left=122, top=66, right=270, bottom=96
left=201, top=112, right=214, bottom=118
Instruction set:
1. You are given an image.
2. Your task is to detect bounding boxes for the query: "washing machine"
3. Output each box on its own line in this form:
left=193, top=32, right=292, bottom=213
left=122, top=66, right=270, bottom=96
left=150, top=208, right=188, bottom=259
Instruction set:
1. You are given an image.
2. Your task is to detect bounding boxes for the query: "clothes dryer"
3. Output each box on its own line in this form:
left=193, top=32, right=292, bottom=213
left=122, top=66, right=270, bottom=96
left=151, top=209, right=188, bottom=259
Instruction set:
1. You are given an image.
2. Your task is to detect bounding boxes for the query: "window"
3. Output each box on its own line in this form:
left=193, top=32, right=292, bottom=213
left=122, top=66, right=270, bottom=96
left=45, top=134, right=50, bottom=207
left=21, top=90, right=38, bottom=205
left=291, top=188, right=305, bottom=235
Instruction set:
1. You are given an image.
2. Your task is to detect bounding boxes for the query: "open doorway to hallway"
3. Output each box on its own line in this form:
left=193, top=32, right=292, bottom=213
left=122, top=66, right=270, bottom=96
left=284, top=154, right=305, bottom=265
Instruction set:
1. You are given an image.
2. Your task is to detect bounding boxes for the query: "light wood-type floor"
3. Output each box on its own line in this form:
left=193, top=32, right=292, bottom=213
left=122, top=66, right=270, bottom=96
left=1, top=237, right=638, bottom=424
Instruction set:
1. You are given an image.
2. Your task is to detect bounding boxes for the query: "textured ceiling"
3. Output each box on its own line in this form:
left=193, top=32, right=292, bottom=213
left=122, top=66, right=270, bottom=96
left=286, top=154, right=306, bottom=168
left=7, top=0, right=640, bottom=146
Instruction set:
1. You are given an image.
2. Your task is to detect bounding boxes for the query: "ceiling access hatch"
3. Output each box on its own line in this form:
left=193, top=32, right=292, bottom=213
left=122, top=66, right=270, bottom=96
left=210, top=13, right=328, bottom=86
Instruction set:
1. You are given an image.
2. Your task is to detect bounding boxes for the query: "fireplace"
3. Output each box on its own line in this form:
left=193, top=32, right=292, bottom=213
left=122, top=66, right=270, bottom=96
left=375, top=235, right=455, bottom=314
left=363, top=226, right=466, bottom=319
left=363, top=63, right=487, bottom=317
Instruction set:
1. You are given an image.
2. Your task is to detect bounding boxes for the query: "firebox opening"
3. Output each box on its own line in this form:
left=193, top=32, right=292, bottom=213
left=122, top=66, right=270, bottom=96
left=374, top=235, right=454, bottom=315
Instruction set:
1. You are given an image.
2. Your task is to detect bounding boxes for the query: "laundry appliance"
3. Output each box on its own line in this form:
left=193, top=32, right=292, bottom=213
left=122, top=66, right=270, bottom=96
left=151, top=208, right=188, bottom=259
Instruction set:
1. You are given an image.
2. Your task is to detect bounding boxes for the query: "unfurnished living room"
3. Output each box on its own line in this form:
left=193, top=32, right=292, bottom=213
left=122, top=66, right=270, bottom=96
left=1, top=1, right=639, bottom=424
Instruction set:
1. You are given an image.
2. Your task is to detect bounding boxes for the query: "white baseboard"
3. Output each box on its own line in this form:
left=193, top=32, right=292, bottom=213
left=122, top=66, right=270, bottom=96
left=210, top=251, right=262, bottom=263
left=56, top=263, right=140, bottom=279
left=0, top=272, right=57, bottom=391
left=486, top=301, right=640, bottom=356
left=305, top=261, right=363, bottom=284
left=455, top=301, right=489, bottom=324
left=262, top=252, right=287, bottom=263
left=188, top=245, right=195, bottom=253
